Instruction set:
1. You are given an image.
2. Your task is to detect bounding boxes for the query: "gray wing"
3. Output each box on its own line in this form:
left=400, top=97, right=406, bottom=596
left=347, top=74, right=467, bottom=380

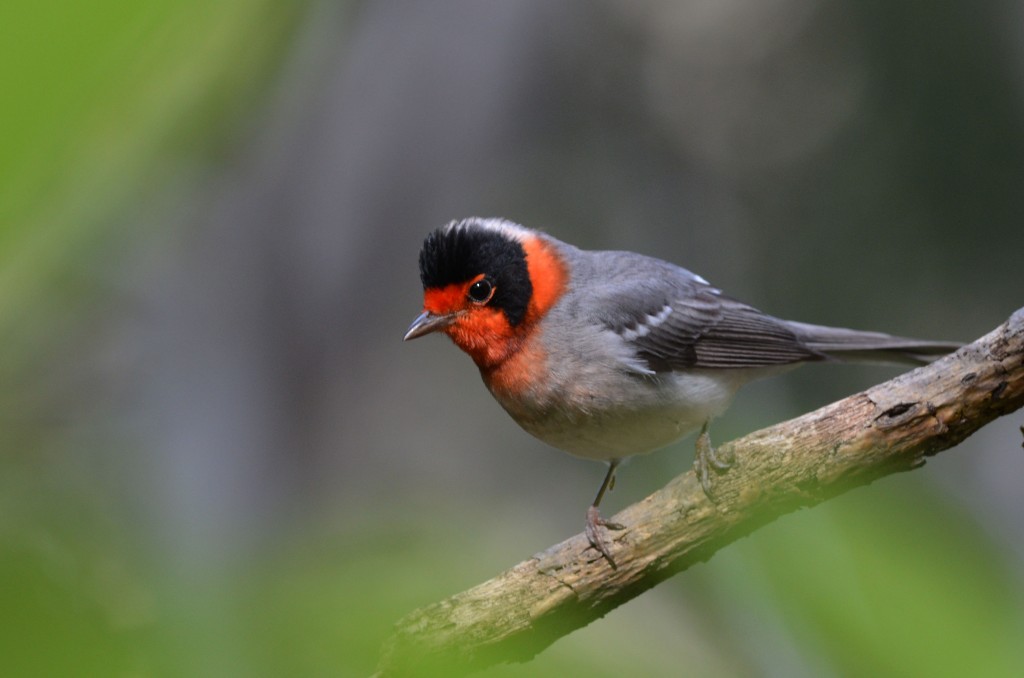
left=585, top=255, right=824, bottom=373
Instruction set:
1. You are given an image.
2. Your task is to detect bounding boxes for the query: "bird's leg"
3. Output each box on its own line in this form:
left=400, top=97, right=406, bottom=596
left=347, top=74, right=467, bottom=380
left=585, top=459, right=625, bottom=565
left=694, top=420, right=735, bottom=498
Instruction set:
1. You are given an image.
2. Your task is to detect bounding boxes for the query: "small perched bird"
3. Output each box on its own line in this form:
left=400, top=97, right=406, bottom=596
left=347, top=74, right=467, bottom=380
left=404, top=217, right=959, bottom=562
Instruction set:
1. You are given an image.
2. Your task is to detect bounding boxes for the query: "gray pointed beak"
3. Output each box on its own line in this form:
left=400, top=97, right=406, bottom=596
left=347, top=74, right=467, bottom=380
left=404, top=310, right=456, bottom=341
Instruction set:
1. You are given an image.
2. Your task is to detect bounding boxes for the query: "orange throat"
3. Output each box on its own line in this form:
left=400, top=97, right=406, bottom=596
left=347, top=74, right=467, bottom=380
left=479, top=332, right=548, bottom=401
left=446, top=308, right=523, bottom=368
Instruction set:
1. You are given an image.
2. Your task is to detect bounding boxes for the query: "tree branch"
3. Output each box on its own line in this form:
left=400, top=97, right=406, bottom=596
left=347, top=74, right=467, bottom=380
left=377, top=307, right=1024, bottom=676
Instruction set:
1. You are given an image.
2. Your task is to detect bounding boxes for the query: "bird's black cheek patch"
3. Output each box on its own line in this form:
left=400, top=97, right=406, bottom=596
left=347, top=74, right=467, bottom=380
left=418, top=223, right=532, bottom=327
left=494, top=271, right=531, bottom=327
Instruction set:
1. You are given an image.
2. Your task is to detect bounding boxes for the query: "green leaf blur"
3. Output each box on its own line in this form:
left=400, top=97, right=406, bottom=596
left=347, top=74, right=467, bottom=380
left=2, top=2, right=1022, bottom=676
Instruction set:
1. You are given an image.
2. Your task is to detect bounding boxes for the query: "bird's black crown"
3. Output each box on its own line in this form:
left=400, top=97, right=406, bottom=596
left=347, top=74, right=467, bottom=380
left=418, top=219, right=533, bottom=326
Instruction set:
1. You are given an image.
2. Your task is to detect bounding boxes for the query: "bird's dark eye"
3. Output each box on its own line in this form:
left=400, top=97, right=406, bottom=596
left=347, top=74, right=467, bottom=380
left=468, top=279, right=494, bottom=303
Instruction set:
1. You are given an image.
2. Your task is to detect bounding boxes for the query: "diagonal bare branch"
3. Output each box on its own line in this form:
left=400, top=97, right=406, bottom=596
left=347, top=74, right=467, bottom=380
left=377, top=307, right=1024, bottom=676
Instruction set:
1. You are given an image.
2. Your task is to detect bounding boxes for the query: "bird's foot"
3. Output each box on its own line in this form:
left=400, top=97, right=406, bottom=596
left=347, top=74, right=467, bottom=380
left=694, top=426, right=735, bottom=500
left=585, top=505, right=625, bottom=566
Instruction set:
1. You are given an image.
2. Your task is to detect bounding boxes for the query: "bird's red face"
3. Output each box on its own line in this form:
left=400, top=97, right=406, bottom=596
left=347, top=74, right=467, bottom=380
left=405, top=220, right=566, bottom=370
left=409, top=273, right=513, bottom=365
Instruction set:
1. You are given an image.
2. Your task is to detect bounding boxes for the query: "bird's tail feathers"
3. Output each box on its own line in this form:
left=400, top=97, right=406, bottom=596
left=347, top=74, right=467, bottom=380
left=786, top=321, right=961, bottom=366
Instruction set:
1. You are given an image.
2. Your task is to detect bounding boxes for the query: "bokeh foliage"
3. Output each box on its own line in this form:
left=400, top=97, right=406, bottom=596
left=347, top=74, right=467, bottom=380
left=1, top=2, right=302, bottom=674
left=1, top=2, right=1022, bottom=676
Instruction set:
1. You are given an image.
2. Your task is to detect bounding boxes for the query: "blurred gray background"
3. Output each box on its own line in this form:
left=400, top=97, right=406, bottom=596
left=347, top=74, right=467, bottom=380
left=5, top=1, right=1023, bottom=675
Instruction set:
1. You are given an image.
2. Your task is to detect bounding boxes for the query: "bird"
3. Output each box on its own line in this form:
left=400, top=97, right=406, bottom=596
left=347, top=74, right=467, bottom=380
left=404, top=217, right=960, bottom=563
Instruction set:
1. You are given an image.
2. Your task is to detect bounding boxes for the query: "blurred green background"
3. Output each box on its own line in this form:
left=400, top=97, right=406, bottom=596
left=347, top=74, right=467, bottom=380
left=3, top=1, right=1023, bottom=676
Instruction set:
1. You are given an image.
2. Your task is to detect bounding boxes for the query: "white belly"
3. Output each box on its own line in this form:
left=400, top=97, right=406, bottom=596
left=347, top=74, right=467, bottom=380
left=519, top=405, right=705, bottom=461
left=493, top=369, right=761, bottom=462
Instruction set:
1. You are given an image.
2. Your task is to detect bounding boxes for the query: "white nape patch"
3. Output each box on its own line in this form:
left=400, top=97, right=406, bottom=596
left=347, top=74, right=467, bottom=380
left=621, top=304, right=672, bottom=342
left=443, top=217, right=532, bottom=243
